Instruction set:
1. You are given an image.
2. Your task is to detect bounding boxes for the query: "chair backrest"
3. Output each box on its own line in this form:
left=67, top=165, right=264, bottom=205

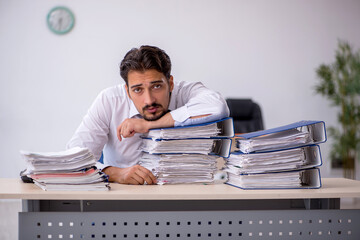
left=226, top=98, right=264, bottom=134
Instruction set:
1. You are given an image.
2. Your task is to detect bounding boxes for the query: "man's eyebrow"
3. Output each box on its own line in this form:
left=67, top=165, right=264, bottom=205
left=130, top=83, right=142, bottom=89
left=130, top=80, right=164, bottom=89
left=150, top=80, right=164, bottom=84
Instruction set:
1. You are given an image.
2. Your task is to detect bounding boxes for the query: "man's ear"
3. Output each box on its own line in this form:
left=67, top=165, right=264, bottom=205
left=169, top=75, right=174, bottom=92
left=125, top=84, right=131, bottom=99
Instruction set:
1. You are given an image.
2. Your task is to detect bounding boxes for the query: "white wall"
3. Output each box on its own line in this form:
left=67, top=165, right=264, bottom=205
left=1, top=0, right=360, bottom=179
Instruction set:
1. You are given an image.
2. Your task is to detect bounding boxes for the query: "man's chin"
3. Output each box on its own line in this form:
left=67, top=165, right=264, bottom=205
left=143, top=113, right=163, bottom=121
left=143, top=111, right=167, bottom=121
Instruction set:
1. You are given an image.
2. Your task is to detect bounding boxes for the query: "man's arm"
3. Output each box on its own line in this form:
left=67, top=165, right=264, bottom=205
left=170, top=81, right=230, bottom=127
left=117, top=112, right=212, bottom=141
left=117, top=81, right=229, bottom=140
left=117, top=112, right=174, bottom=141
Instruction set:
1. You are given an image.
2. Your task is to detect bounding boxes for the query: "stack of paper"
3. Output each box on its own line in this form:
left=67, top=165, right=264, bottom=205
left=141, top=139, right=219, bottom=155
left=237, top=128, right=311, bottom=153
left=224, top=121, right=326, bottom=189
left=226, top=145, right=321, bottom=174
left=143, top=122, right=221, bottom=139
left=226, top=168, right=321, bottom=189
left=235, top=120, right=326, bottom=154
left=139, top=153, right=217, bottom=184
left=139, top=118, right=234, bottom=184
left=21, top=147, right=110, bottom=191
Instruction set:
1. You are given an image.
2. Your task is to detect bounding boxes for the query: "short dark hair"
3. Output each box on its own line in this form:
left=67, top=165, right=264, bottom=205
left=120, top=45, right=172, bottom=85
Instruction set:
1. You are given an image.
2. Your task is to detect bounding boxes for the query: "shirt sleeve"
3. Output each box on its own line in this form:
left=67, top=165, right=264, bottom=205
left=66, top=90, right=111, bottom=163
left=170, top=81, right=230, bottom=127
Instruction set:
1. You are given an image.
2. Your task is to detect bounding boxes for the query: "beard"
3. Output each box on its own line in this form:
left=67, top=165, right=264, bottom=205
left=142, top=103, right=170, bottom=121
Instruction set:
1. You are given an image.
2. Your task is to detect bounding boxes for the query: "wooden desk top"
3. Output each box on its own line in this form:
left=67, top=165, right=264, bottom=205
left=0, top=178, right=359, bottom=200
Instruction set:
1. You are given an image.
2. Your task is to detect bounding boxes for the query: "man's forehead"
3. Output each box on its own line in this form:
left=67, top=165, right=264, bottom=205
left=128, top=70, right=168, bottom=87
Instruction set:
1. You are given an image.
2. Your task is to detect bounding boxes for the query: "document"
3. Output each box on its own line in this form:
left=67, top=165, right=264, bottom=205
left=138, top=118, right=233, bottom=184
left=139, top=153, right=218, bottom=184
left=225, top=145, right=322, bottom=174
left=142, top=117, right=234, bottom=140
left=140, top=138, right=232, bottom=158
left=225, top=120, right=326, bottom=190
left=235, top=120, right=326, bottom=153
left=20, top=147, right=110, bottom=191
left=226, top=168, right=321, bottom=189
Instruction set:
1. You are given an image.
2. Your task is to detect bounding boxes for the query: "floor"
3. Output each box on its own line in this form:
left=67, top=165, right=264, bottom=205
left=1, top=198, right=360, bottom=240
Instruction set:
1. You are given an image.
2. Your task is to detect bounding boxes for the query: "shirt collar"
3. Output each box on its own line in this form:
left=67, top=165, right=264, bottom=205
left=129, top=100, right=141, bottom=119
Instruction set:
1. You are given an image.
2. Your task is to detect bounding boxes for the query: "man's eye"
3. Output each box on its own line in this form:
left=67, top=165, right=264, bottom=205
left=153, top=84, right=162, bottom=89
left=133, top=88, right=142, bottom=93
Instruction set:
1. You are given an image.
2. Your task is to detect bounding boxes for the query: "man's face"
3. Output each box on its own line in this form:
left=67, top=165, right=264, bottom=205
left=126, top=69, right=174, bottom=121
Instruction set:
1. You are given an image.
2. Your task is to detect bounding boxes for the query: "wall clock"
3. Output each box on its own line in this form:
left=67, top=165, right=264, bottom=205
left=47, top=6, right=75, bottom=35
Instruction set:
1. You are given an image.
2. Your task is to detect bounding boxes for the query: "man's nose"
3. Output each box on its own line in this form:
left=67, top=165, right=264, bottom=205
left=143, top=89, right=155, bottom=105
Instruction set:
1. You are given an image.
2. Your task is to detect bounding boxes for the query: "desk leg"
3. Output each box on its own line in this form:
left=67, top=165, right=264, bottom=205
left=22, top=200, right=40, bottom=212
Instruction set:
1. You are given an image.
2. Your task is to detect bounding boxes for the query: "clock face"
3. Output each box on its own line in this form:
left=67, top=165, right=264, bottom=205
left=47, top=6, right=75, bottom=35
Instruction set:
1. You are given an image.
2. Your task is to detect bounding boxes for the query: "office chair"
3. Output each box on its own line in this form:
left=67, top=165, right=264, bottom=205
left=226, top=98, right=264, bottom=134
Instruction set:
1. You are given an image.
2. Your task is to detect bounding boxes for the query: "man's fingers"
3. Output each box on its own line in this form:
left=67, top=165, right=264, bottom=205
left=130, top=175, right=144, bottom=185
left=136, top=166, right=157, bottom=184
left=117, top=124, right=123, bottom=141
left=125, top=177, right=142, bottom=185
left=135, top=171, right=153, bottom=185
left=116, top=118, right=151, bottom=142
left=117, top=121, right=135, bottom=141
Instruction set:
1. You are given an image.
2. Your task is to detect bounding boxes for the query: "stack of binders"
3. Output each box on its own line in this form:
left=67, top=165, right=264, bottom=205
left=139, top=117, right=235, bottom=184
left=224, top=121, right=327, bottom=189
left=20, top=147, right=110, bottom=191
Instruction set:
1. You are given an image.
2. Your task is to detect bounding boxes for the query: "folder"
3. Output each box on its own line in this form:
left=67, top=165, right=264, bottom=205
left=140, top=138, right=232, bottom=158
left=139, top=153, right=218, bottom=184
left=139, top=118, right=234, bottom=184
left=143, top=117, right=235, bottom=140
left=235, top=120, right=327, bottom=153
left=225, top=145, right=322, bottom=174
left=226, top=168, right=322, bottom=189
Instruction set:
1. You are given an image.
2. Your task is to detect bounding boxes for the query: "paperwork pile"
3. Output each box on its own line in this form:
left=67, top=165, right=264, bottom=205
left=139, top=153, right=218, bottom=184
left=145, top=122, right=221, bottom=139
left=226, top=145, right=321, bottom=174
left=236, top=128, right=311, bottom=153
left=141, top=138, right=223, bottom=155
left=224, top=121, right=326, bottom=189
left=21, top=147, right=110, bottom=191
left=139, top=118, right=234, bottom=185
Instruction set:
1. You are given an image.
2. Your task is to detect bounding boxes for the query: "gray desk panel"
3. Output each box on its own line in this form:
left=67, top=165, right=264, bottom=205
left=19, top=209, right=360, bottom=239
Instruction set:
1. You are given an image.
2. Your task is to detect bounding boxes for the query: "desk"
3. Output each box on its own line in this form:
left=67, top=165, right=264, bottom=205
left=1, top=178, right=360, bottom=239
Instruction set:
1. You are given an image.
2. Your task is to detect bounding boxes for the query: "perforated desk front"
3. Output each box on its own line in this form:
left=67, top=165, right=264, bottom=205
left=1, top=178, right=360, bottom=239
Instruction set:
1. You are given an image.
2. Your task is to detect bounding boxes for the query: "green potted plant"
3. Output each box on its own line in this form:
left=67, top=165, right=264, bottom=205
left=315, top=41, right=360, bottom=179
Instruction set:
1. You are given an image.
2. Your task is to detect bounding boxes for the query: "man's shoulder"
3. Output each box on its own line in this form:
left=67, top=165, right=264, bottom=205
left=173, top=80, right=204, bottom=92
left=99, top=83, right=127, bottom=99
left=92, top=83, right=130, bottom=109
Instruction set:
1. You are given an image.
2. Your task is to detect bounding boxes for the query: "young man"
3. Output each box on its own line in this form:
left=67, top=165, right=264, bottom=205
left=67, top=46, right=229, bottom=185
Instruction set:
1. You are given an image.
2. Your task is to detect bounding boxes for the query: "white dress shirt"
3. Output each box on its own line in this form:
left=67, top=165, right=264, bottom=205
left=66, top=80, right=229, bottom=170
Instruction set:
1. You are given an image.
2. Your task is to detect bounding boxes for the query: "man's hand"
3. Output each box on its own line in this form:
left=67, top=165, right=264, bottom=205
left=117, top=118, right=150, bottom=141
left=117, top=112, right=175, bottom=141
left=102, top=165, right=157, bottom=185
